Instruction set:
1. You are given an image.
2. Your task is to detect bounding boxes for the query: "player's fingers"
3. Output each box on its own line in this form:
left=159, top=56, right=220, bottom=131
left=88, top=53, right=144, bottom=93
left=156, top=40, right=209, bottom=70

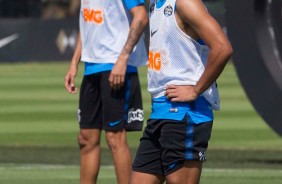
left=116, top=76, right=121, bottom=85
left=165, top=88, right=176, bottom=96
left=109, top=74, right=114, bottom=87
left=116, top=75, right=125, bottom=90
left=171, top=97, right=179, bottom=102
left=69, top=77, right=77, bottom=94
left=112, top=76, right=117, bottom=89
left=166, top=92, right=177, bottom=99
left=70, top=77, right=75, bottom=87
left=64, top=77, right=72, bottom=93
left=70, top=85, right=77, bottom=94
left=120, top=75, right=125, bottom=86
left=166, top=85, right=177, bottom=89
left=110, top=75, right=118, bottom=90
left=109, top=72, right=125, bottom=90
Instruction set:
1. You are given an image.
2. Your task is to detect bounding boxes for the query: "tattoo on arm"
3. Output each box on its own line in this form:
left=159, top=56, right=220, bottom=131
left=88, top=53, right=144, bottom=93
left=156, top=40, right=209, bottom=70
left=120, top=20, right=144, bottom=58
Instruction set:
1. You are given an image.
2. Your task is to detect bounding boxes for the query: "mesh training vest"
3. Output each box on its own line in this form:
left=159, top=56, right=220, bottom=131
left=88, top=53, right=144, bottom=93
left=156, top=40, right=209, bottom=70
left=148, top=0, right=220, bottom=110
left=79, top=0, right=147, bottom=67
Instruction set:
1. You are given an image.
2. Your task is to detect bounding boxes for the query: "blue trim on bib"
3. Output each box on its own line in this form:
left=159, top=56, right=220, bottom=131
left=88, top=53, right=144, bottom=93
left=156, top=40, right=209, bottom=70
left=84, top=63, right=137, bottom=75
left=123, top=0, right=145, bottom=10
left=156, top=0, right=167, bottom=8
left=150, top=96, right=213, bottom=124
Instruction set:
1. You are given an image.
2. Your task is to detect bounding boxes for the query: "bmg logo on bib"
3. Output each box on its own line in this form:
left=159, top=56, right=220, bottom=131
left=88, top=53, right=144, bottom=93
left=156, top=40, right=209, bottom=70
left=83, top=8, right=104, bottom=24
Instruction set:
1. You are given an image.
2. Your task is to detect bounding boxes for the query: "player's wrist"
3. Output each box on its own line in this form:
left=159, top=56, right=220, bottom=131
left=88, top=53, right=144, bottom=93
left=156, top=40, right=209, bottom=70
left=118, top=53, right=129, bottom=64
left=193, top=86, right=201, bottom=97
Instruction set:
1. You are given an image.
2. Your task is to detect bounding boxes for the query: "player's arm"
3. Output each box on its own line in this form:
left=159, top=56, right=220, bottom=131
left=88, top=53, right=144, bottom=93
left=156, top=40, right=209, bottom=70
left=120, top=5, right=148, bottom=61
left=64, top=32, right=81, bottom=94
left=166, top=0, right=233, bottom=102
left=109, top=3, right=148, bottom=90
left=179, top=0, right=232, bottom=94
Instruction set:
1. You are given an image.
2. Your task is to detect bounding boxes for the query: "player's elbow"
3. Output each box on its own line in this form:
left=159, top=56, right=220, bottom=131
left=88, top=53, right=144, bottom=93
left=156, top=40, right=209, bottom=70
left=139, top=10, right=148, bottom=28
left=131, top=6, right=148, bottom=28
left=216, top=40, right=233, bottom=62
left=143, top=15, right=149, bottom=27
left=223, top=41, right=233, bottom=59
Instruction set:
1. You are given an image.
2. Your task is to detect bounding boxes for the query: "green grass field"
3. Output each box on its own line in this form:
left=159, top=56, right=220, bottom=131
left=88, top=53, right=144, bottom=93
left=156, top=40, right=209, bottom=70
left=0, top=62, right=282, bottom=184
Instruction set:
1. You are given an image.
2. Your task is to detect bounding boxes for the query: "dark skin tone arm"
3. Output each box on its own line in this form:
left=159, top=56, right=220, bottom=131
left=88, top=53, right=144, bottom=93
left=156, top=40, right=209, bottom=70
left=165, top=0, right=233, bottom=102
left=109, top=5, right=148, bottom=90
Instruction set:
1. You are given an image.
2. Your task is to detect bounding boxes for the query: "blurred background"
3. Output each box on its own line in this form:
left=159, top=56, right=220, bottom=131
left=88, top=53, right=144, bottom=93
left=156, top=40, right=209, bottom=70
left=0, top=0, right=227, bottom=62
left=0, top=0, right=223, bottom=19
left=0, top=0, right=281, bottom=184
left=0, top=0, right=79, bottom=19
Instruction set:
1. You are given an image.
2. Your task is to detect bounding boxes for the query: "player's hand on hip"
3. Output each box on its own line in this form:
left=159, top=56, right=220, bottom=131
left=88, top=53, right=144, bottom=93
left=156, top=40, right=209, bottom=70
left=109, top=61, right=126, bottom=90
left=64, top=66, right=78, bottom=94
left=165, top=85, right=199, bottom=102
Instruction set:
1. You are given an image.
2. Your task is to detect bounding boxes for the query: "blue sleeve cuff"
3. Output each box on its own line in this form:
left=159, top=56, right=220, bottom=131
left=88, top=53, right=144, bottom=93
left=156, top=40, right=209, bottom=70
left=123, top=0, right=145, bottom=10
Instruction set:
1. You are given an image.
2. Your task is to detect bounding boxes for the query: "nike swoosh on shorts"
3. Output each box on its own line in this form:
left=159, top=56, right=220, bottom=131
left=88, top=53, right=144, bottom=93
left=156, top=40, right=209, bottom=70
left=108, top=120, right=121, bottom=127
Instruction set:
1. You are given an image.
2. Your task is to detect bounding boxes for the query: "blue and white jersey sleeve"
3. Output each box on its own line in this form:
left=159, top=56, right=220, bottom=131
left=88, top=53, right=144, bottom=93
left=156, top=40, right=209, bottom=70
left=123, top=0, right=145, bottom=10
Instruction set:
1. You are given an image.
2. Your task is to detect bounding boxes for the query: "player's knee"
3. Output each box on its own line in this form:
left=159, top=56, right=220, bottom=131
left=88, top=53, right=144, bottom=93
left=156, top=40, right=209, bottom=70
left=77, top=131, right=100, bottom=151
left=105, top=131, right=127, bottom=152
left=105, top=133, right=119, bottom=152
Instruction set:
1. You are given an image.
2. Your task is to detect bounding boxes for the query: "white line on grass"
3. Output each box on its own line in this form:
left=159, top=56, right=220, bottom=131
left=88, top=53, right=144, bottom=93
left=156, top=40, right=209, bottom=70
left=203, top=168, right=282, bottom=174
left=0, top=163, right=114, bottom=170
left=1, top=164, right=282, bottom=175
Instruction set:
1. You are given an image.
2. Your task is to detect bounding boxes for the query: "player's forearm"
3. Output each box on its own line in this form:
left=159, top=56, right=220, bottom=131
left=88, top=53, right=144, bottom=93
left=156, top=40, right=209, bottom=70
left=118, top=6, right=148, bottom=62
left=70, top=32, right=82, bottom=68
left=194, top=43, right=233, bottom=95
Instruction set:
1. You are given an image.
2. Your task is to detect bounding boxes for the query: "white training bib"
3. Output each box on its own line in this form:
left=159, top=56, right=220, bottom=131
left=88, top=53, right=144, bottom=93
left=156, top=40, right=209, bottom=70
left=148, top=0, right=220, bottom=110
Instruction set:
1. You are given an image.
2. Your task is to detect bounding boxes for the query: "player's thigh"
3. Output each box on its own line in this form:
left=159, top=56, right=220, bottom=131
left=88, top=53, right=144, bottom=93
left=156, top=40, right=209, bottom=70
left=165, top=161, right=202, bottom=184
left=78, top=74, right=103, bottom=129
left=160, top=117, right=213, bottom=175
left=100, top=71, right=126, bottom=131
left=132, top=119, right=164, bottom=176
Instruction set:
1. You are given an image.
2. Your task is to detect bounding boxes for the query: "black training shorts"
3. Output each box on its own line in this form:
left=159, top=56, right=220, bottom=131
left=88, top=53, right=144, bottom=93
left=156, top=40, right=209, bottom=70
left=78, top=71, right=144, bottom=131
left=133, top=115, right=213, bottom=176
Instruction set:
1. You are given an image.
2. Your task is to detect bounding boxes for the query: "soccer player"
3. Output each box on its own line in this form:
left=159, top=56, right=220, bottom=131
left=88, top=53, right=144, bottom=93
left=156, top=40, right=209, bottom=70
left=64, top=0, right=148, bottom=184
left=130, top=0, right=233, bottom=184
